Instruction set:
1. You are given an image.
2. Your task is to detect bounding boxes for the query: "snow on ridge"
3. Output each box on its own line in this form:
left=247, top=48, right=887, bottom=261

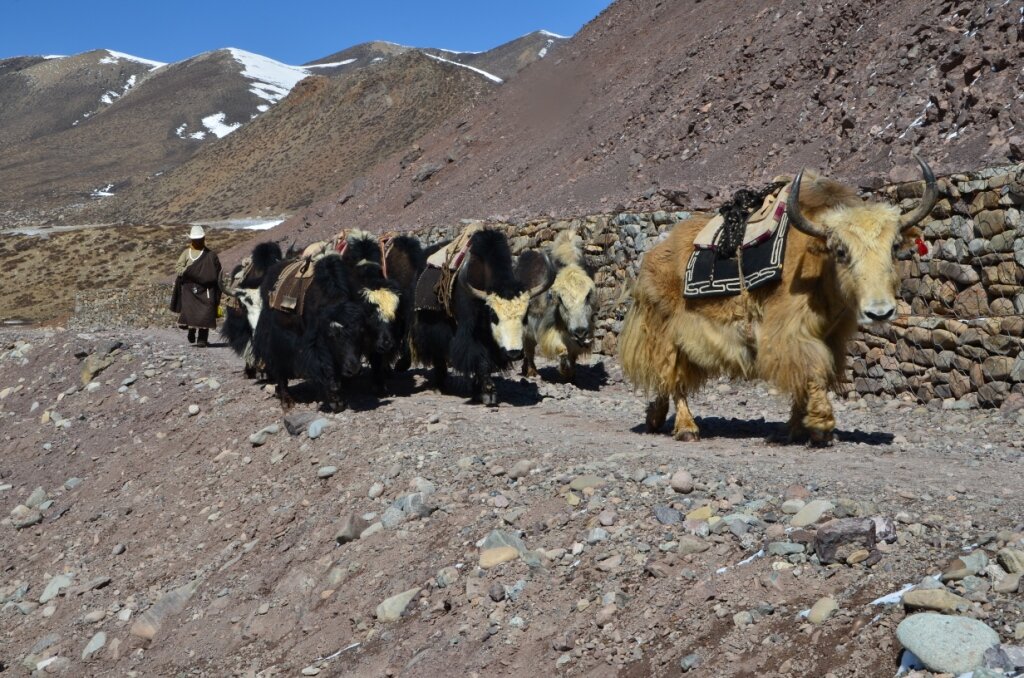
left=306, top=58, right=357, bottom=68
left=538, top=29, right=569, bottom=39
left=100, top=49, right=166, bottom=70
left=433, top=47, right=483, bottom=56
left=201, top=112, right=241, bottom=139
left=42, top=55, right=66, bottom=60
left=226, top=47, right=311, bottom=105
left=424, top=53, right=503, bottom=84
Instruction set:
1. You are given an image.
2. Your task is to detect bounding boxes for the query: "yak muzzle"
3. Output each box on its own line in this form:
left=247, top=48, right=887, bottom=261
left=504, top=349, right=524, bottom=362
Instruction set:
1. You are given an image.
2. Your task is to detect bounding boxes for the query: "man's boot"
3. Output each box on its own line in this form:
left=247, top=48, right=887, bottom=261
left=196, top=328, right=209, bottom=348
left=187, top=328, right=196, bottom=344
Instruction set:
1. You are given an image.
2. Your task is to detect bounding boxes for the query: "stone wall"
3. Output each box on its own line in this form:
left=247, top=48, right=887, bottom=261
left=71, top=283, right=177, bottom=332
left=415, top=162, right=1024, bottom=409
left=67, top=163, right=1023, bottom=407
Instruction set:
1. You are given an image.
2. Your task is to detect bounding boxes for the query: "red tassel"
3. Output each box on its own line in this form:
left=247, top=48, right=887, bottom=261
left=915, top=237, right=928, bottom=256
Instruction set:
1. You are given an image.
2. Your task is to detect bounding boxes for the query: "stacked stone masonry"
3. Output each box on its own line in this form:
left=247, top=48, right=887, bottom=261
left=71, top=164, right=1023, bottom=408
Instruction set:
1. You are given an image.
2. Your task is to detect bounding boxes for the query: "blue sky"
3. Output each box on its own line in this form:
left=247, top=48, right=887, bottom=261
left=1, top=0, right=611, bottom=64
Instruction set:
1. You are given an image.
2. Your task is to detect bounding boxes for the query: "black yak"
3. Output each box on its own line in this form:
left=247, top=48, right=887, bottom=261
left=253, top=255, right=365, bottom=412
left=382, top=235, right=428, bottom=373
left=412, top=228, right=549, bottom=406
left=338, top=231, right=404, bottom=394
left=221, top=242, right=284, bottom=379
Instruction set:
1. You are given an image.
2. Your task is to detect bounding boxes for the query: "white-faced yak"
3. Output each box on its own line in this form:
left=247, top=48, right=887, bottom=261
left=619, top=156, right=937, bottom=446
left=253, top=255, right=365, bottom=412
left=518, top=228, right=597, bottom=383
left=221, top=242, right=284, bottom=379
left=412, top=228, right=549, bottom=406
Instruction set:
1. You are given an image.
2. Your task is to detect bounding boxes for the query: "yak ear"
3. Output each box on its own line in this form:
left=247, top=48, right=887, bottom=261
left=516, top=250, right=553, bottom=297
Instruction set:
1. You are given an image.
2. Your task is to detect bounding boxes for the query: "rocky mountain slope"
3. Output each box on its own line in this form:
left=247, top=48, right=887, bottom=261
left=275, top=0, right=1024, bottom=245
left=103, top=51, right=498, bottom=225
left=0, top=50, right=160, bottom=150
left=1, top=328, right=1022, bottom=676
left=0, top=32, right=564, bottom=226
left=306, top=30, right=566, bottom=82
left=0, top=49, right=310, bottom=215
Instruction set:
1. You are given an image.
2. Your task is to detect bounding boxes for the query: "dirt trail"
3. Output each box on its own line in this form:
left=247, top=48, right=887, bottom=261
left=1, top=328, right=1022, bottom=676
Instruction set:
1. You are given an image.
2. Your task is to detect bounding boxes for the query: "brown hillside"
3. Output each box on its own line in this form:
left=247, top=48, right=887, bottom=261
left=104, top=51, right=497, bottom=224
left=273, top=0, right=1023, bottom=247
left=0, top=51, right=155, bottom=150
left=0, top=50, right=285, bottom=214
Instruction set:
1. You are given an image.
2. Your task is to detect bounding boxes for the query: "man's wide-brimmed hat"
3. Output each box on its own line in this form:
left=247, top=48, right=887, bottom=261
left=188, top=225, right=206, bottom=240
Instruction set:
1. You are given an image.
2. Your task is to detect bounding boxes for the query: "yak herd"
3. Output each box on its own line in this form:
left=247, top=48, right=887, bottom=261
left=222, top=227, right=596, bottom=412
left=221, top=157, right=937, bottom=445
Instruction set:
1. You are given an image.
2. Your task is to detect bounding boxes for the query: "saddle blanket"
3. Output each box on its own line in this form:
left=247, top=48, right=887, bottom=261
left=269, top=257, right=316, bottom=314
left=683, top=184, right=791, bottom=299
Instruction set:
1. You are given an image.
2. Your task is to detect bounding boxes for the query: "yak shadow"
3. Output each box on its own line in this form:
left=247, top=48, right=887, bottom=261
left=200, top=341, right=230, bottom=349
left=417, top=373, right=543, bottom=407
left=535, top=360, right=610, bottom=392
left=272, top=378, right=390, bottom=413
left=631, top=415, right=895, bottom=446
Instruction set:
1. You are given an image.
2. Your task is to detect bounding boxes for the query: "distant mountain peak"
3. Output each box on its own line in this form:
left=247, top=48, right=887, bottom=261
left=99, top=49, right=166, bottom=70
left=224, top=47, right=311, bottom=105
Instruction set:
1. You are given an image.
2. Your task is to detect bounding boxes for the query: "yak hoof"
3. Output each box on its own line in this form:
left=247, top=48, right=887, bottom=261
left=645, top=400, right=669, bottom=432
left=674, top=430, right=700, bottom=442
left=807, top=429, right=834, bottom=447
left=522, top=365, right=538, bottom=378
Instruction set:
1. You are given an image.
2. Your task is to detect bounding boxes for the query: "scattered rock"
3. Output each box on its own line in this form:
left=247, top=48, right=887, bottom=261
left=187, top=404, right=200, bottom=416
left=814, top=518, right=876, bottom=564
left=670, top=469, right=694, bottom=494
left=283, top=411, right=319, bottom=435
left=335, top=513, right=370, bottom=544
left=677, top=535, right=711, bottom=556
left=896, top=613, right=1000, bottom=674
left=807, top=596, right=838, bottom=624
left=509, top=459, right=536, bottom=479
left=376, top=587, right=421, bottom=622
left=307, top=418, right=330, bottom=439
left=39, top=574, right=72, bottom=603
left=130, top=580, right=198, bottom=640
left=10, top=504, right=43, bottom=529
left=480, top=546, right=519, bottom=569
left=902, top=588, right=972, bottom=613
left=317, top=466, right=337, bottom=479
left=997, top=548, right=1024, bottom=574
left=81, top=631, right=106, bottom=660
left=569, top=474, right=606, bottom=491
left=248, top=424, right=280, bottom=446
left=653, top=505, right=682, bottom=525
left=790, top=499, right=834, bottom=527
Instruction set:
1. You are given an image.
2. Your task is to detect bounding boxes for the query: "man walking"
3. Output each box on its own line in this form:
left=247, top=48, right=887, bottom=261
left=171, top=225, right=222, bottom=347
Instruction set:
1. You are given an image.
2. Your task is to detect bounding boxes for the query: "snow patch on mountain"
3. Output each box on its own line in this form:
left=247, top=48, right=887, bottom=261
left=307, top=58, right=357, bottom=68
left=99, top=74, right=138, bottom=106
left=202, top=112, right=241, bottom=139
left=538, top=29, right=569, bottom=39
left=99, top=50, right=166, bottom=70
left=226, top=48, right=311, bottom=105
left=538, top=39, right=555, bottom=58
left=424, top=53, right=503, bottom=84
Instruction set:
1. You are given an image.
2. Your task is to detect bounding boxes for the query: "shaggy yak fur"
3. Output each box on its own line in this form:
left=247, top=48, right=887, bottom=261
left=253, top=255, right=365, bottom=412
left=519, top=229, right=597, bottom=383
left=619, top=157, right=936, bottom=445
left=382, top=235, right=427, bottom=372
left=338, top=231, right=405, bottom=394
left=412, top=229, right=549, bottom=406
left=221, top=242, right=284, bottom=379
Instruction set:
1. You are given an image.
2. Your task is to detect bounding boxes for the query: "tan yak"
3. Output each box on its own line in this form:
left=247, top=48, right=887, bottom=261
left=618, top=156, right=937, bottom=445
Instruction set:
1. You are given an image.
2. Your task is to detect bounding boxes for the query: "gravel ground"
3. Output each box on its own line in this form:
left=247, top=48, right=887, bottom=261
left=1, top=328, right=1022, bottom=677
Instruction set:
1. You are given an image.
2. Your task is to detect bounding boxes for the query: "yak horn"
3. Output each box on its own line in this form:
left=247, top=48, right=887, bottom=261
left=528, top=280, right=550, bottom=298
left=465, top=282, right=488, bottom=300
left=786, top=170, right=828, bottom=240
left=897, top=154, right=939, bottom=232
